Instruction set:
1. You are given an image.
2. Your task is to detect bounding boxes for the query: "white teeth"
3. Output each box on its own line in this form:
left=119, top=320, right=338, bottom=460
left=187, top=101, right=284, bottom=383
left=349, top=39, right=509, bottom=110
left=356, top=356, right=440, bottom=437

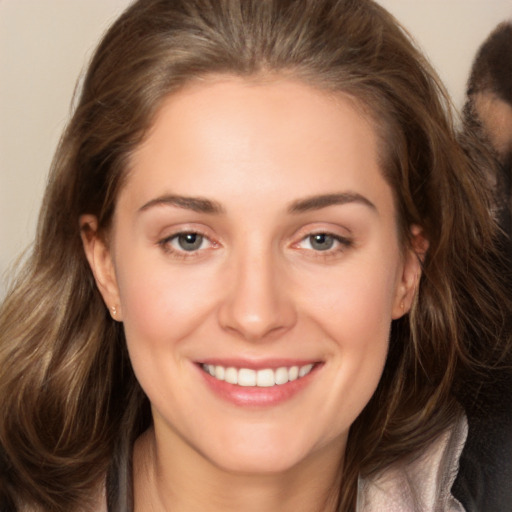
left=275, top=367, right=289, bottom=385
left=224, top=367, right=238, bottom=384
left=202, top=363, right=315, bottom=387
left=238, top=368, right=256, bottom=387
left=256, top=369, right=275, bottom=387
left=299, top=364, right=313, bottom=377
left=214, top=365, right=225, bottom=380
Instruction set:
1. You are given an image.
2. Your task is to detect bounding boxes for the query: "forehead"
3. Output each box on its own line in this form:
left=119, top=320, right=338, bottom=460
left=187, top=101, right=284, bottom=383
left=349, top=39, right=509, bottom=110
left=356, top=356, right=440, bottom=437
left=122, top=77, right=394, bottom=218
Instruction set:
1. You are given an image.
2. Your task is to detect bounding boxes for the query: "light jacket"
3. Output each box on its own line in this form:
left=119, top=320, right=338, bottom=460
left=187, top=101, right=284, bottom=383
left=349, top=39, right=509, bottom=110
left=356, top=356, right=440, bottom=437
left=357, top=414, right=468, bottom=512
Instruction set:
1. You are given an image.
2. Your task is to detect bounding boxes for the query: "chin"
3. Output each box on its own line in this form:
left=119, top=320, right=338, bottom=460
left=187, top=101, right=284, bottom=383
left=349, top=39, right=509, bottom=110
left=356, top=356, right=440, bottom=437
left=209, top=449, right=310, bottom=476
left=199, top=427, right=340, bottom=476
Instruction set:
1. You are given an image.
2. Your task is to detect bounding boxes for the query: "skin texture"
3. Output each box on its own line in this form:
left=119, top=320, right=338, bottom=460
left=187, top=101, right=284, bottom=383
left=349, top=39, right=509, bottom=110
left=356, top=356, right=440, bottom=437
left=81, top=77, right=423, bottom=512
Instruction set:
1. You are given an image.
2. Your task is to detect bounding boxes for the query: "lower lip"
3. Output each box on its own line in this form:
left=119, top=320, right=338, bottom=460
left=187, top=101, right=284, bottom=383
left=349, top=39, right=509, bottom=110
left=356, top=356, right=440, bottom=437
left=197, top=364, right=321, bottom=407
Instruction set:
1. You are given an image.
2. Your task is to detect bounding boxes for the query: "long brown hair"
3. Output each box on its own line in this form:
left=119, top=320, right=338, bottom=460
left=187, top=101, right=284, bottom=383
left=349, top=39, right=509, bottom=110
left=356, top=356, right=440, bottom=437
left=1, top=1, right=510, bottom=510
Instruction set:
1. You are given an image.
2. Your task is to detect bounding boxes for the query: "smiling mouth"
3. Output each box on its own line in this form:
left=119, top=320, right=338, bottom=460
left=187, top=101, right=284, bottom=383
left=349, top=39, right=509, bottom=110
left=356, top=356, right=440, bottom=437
left=201, top=363, right=315, bottom=388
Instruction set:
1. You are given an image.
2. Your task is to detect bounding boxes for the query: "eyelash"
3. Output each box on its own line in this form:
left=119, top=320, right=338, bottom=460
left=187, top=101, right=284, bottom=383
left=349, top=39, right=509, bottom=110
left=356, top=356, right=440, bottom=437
left=158, top=231, right=216, bottom=259
left=294, top=232, right=353, bottom=258
left=157, top=231, right=352, bottom=260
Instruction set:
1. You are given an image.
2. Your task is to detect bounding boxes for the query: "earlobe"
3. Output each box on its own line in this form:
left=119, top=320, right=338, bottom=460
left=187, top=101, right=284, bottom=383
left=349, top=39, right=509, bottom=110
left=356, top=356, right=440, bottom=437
left=79, top=215, right=122, bottom=321
left=392, top=225, right=428, bottom=319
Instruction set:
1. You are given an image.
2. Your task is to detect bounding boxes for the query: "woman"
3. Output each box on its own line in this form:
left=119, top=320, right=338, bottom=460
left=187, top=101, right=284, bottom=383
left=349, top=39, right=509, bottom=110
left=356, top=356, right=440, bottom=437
left=0, top=1, right=510, bottom=511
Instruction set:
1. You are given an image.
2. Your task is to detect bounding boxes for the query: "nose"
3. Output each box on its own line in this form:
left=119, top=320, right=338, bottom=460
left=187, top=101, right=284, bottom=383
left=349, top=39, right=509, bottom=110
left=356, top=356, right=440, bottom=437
left=217, top=247, right=297, bottom=342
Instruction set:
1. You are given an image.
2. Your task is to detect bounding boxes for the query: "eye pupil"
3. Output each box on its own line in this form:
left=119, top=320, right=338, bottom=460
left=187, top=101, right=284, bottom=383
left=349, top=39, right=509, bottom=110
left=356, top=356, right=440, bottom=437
left=178, top=233, right=203, bottom=251
left=310, top=234, right=334, bottom=251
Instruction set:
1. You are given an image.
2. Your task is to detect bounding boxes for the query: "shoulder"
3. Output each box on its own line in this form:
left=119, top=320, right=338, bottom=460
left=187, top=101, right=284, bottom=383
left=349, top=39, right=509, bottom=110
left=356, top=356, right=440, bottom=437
left=357, top=412, right=468, bottom=512
left=453, top=370, right=512, bottom=511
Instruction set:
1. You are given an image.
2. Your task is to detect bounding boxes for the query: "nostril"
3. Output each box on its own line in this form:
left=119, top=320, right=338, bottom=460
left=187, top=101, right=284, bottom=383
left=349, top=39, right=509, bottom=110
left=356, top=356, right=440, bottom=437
left=218, top=300, right=297, bottom=341
left=216, top=257, right=297, bottom=340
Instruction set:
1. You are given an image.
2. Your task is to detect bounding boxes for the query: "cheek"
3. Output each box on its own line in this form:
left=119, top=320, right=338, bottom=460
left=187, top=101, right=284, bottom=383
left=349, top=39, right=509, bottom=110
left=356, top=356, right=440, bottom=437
left=114, top=252, right=221, bottom=347
left=299, top=257, right=400, bottom=412
left=113, top=255, right=223, bottom=408
left=303, top=258, right=400, bottom=344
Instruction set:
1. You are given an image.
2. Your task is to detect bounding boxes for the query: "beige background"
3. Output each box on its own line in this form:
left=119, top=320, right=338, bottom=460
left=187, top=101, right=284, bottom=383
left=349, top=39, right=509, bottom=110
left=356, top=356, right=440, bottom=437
left=1, top=0, right=511, bottom=297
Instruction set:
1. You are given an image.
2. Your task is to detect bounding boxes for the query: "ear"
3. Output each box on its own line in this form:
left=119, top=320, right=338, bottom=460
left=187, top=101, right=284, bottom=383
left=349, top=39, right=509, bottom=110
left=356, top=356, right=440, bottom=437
left=391, top=224, right=428, bottom=319
left=80, top=214, right=122, bottom=321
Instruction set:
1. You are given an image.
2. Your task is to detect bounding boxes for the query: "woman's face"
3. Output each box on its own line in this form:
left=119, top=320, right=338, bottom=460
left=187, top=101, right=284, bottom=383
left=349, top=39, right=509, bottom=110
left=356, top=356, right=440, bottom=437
left=84, top=77, right=422, bottom=475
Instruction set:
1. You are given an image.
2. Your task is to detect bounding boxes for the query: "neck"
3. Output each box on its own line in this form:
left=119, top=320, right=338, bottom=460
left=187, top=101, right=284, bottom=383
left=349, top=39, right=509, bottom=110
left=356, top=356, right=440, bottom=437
left=133, top=426, right=344, bottom=512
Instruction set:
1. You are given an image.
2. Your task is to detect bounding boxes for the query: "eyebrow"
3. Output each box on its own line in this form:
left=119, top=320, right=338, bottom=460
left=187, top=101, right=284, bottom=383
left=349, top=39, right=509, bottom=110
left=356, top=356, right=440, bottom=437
left=138, top=195, right=225, bottom=214
left=287, top=193, right=376, bottom=213
left=138, top=192, right=376, bottom=215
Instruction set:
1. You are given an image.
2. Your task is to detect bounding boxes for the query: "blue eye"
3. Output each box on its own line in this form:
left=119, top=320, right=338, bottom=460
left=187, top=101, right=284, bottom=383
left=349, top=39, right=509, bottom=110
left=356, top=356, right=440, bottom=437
left=308, top=234, right=335, bottom=251
left=296, top=232, right=351, bottom=253
left=174, top=233, right=205, bottom=251
left=159, top=232, right=211, bottom=254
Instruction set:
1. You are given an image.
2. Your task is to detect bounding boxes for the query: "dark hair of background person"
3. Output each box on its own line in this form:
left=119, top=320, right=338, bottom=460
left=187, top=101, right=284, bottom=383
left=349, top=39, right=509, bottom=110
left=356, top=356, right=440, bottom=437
left=467, top=21, right=512, bottom=104
left=452, top=20, right=512, bottom=512
left=463, top=21, right=512, bottom=239
left=0, top=1, right=511, bottom=511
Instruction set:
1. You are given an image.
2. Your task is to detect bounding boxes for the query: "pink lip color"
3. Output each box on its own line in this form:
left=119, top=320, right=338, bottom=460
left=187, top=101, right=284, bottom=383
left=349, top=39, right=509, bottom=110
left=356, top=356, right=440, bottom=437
left=196, top=362, right=321, bottom=407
